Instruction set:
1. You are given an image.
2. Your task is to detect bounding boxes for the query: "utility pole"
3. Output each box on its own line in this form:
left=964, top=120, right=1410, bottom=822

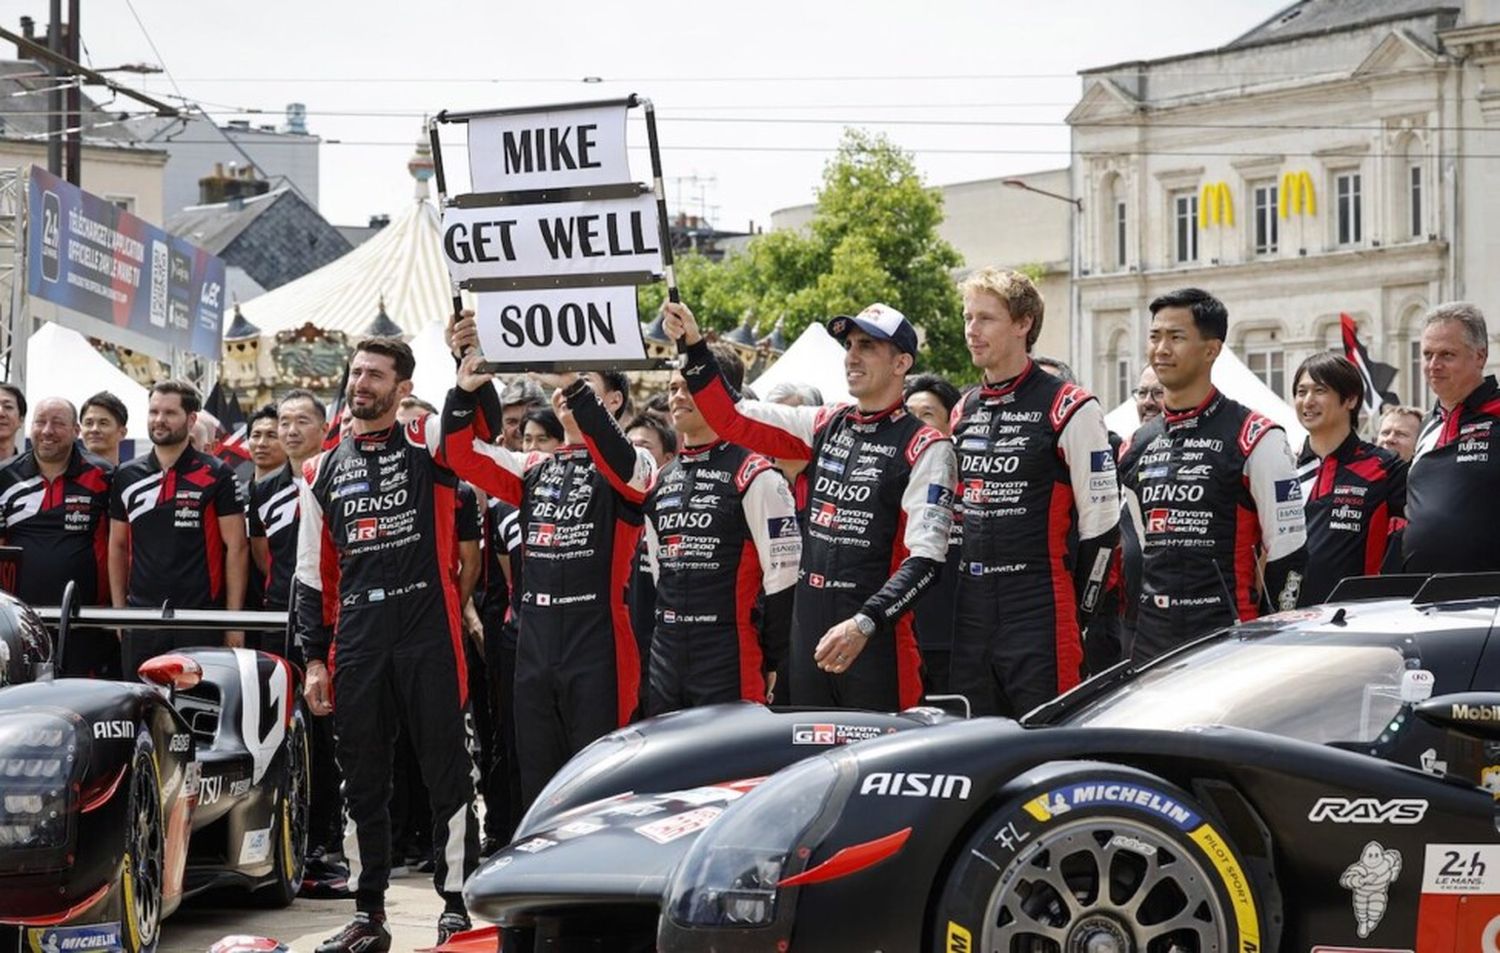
left=46, top=0, right=62, bottom=177
left=64, top=0, right=80, bottom=185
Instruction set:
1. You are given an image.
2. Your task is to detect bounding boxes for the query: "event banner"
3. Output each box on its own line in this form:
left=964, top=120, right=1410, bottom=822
left=26, top=166, right=226, bottom=360
left=436, top=98, right=665, bottom=370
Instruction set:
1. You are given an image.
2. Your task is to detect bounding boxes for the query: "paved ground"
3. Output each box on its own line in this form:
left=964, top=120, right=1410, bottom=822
left=160, top=873, right=450, bottom=952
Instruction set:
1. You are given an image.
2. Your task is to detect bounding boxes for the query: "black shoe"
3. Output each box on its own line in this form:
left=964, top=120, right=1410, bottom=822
left=315, top=912, right=392, bottom=953
left=437, top=910, right=472, bottom=944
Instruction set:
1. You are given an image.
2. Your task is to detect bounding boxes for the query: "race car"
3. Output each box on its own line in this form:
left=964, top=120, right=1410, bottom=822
left=0, top=589, right=307, bottom=953
left=461, top=573, right=1500, bottom=953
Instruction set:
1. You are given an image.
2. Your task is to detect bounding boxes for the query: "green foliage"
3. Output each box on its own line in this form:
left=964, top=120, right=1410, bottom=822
left=640, top=129, right=972, bottom=381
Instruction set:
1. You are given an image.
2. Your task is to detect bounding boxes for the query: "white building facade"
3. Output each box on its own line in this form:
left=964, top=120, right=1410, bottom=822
left=1071, top=0, right=1500, bottom=411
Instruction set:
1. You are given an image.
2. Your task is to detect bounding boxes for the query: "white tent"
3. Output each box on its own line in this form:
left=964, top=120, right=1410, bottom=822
left=237, top=177, right=459, bottom=344
left=748, top=322, right=852, bottom=405
left=1103, top=346, right=1308, bottom=447
left=25, top=321, right=151, bottom=433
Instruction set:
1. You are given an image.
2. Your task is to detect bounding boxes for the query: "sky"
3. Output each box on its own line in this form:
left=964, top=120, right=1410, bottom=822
left=58, top=0, right=1292, bottom=229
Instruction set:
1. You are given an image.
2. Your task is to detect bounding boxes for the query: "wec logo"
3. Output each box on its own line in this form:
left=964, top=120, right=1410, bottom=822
left=1307, top=797, right=1428, bottom=824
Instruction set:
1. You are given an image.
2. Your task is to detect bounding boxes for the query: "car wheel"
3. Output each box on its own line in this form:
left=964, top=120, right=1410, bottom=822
left=121, top=736, right=163, bottom=953
left=254, top=714, right=309, bottom=908
left=934, top=773, right=1260, bottom=953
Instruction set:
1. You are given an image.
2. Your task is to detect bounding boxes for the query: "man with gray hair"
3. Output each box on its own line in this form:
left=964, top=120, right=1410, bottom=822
left=1403, top=302, right=1500, bottom=572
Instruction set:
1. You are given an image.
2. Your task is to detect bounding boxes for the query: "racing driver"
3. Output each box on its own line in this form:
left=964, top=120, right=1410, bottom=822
left=1117, top=288, right=1306, bottom=661
left=949, top=267, right=1119, bottom=717
left=662, top=300, right=955, bottom=710
left=294, top=338, right=480, bottom=951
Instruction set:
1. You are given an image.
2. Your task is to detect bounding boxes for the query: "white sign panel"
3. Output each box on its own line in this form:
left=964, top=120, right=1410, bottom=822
left=442, top=192, right=662, bottom=282
left=475, top=285, right=646, bottom=365
left=467, top=105, right=630, bottom=192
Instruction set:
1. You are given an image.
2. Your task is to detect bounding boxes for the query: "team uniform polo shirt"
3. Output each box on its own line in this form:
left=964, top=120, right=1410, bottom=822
left=248, top=462, right=301, bottom=611
left=110, top=447, right=245, bottom=608
left=0, top=442, right=112, bottom=605
left=1405, top=375, right=1500, bottom=573
left=1294, top=432, right=1406, bottom=605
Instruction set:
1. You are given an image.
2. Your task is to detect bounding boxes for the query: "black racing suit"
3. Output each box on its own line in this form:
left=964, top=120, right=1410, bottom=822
left=1403, top=375, right=1500, bottom=572
left=293, top=418, right=479, bottom=915
left=440, top=383, right=654, bottom=804
left=1294, top=432, right=1406, bottom=605
left=571, top=390, right=800, bottom=713
left=682, top=339, right=956, bottom=710
left=1117, top=389, right=1307, bottom=661
left=949, top=362, right=1120, bottom=718
left=0, top=442, right=114, bottom=676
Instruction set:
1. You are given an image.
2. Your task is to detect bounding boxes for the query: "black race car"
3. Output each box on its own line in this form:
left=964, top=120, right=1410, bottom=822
left=0, top=591, right=307, bottom=953
left=459, top=574, right=1500, bottom=953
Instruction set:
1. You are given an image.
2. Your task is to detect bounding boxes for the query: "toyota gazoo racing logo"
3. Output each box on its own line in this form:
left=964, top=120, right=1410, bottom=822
left=1307, top=797, right=1428, bottom=824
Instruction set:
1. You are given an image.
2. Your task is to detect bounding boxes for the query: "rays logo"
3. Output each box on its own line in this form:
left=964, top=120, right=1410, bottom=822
left=1307, top=797, right=1428, bottom=824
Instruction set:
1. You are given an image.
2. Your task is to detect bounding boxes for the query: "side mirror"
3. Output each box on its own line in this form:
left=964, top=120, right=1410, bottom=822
left=138, top=653, right=203, bottom=691
left=1414, top=693, right=1500, bottom=740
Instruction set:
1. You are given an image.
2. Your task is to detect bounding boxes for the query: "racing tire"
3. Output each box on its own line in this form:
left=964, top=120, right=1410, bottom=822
left=121, top=734, right=163, bottom=953
left=933, top=770, right=1261, bottom=953
left=253, top=713, right=310, bottom=908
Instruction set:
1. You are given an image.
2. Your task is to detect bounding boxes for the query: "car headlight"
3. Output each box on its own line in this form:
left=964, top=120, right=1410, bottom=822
left=0, top=713, right=76, bottom=850
left=665, top=753, right=853, bottom=928
left=517, top=727, right=645, bottom=837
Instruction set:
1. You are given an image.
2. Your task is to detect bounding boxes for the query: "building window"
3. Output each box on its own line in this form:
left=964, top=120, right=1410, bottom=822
left=1115, top=200, right=1127, bottom=270
left=1252, top=181, right=1279, bottom=255
left=1408, top=338, right=1430, bottom=407
left=1408, top=164, right=1422, bottom=238
left=1246, top=349, right=1285, bottom=398
left=1173, top=190, right=1198, bottom=264
left=1116, top=356, right=1132, bottom=406
left=1335, top=171, right=1362, bottom=245
left=105, top=195, right=135, bottom=214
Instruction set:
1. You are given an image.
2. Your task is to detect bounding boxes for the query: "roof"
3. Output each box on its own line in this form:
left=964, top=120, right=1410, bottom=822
left=237, top=187, right=458, bottom=340
left=167, top=188, right=352, bottom=292
left=1228, top=0, right=1458, bottom=48
left=167, top=188, right=286, bottom=254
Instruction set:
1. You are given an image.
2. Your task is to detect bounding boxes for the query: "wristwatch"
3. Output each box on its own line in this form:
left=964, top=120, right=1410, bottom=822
left=853, top=613, right=876, bottom=638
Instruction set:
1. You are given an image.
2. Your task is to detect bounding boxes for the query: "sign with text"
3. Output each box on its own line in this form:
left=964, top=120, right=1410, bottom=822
left=25, top=166, right=226, bottom=360
left=475, top=286, right=645, bottom=365
left=441, top=192, right=661, bottom=281
left=435, top=98, right=668, bottom=370
left=467, top=104, right=630, bottom=192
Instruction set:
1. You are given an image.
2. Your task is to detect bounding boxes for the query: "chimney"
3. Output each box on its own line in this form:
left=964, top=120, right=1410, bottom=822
left=199, top=162, right=271, bottom=205
left=17, top=16, right=33, bottom=58
left=368, top=214, right=391, bottom=230
left=285, top=103, right=308, bottom=135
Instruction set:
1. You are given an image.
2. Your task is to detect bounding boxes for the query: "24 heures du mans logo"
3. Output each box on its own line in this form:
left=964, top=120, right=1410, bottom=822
left=1307, top=797, right=1428, bottom=824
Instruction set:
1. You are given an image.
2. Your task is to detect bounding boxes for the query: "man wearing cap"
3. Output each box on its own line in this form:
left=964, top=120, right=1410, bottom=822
left=950, top=268, right=1119, bottom=717
left=663, top=301, right=955, bottom=710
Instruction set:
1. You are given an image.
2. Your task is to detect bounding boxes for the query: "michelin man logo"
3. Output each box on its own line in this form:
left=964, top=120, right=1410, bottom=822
left=1339, top=841, right=1401, bottom=938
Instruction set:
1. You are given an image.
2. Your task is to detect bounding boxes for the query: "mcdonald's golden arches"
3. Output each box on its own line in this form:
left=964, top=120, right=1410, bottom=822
left=1199, top=182, right=1233, bottom=228
left=1279, top=171, right=1316, bottom=218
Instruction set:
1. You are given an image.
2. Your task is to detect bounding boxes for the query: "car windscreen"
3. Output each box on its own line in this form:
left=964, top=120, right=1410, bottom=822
left=1063, top=638, right=1410, bottom=745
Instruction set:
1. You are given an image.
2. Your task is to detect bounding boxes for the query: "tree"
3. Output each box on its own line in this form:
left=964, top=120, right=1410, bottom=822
left=639, top=130, right=971, bottom=380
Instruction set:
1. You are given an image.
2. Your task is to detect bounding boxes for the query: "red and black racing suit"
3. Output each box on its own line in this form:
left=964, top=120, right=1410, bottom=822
left=571, top=386, right=801, bottom=712
left=1403, top=375, right=1500, bottom=572
left=440, top=382, right=654, bottom=804
left=949, top=361, right=1120, bottom=717
left=1117, top=389, right=1307, bottom=661
left=681, top=339, right=955, bottom=710
left=1295, top=431, right=1406, bottom=605
left=293, top=418, right=479, bottom=916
